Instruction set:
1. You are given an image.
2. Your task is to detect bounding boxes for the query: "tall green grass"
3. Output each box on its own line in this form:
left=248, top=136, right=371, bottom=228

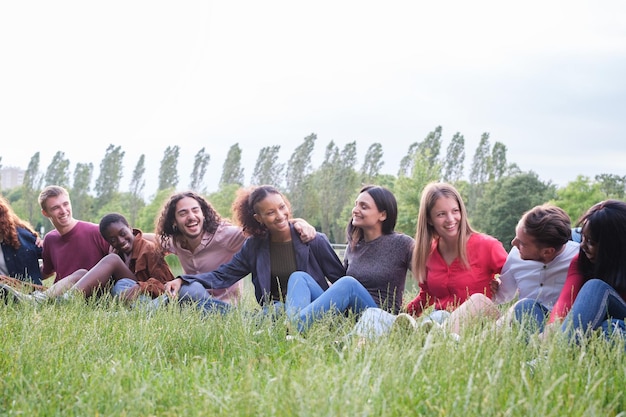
left=1, top=286, right=624, bottom=417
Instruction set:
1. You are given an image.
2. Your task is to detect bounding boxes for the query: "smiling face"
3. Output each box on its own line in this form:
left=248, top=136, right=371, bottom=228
left=351, top=191, right=385, bottom=234
left=41, top=192, right=76, bottom=234
left=429, top=196, right=461, bottom=241
left=174, top=196, right=205, bottom=241
left=253, top=192, right=291, bottom=241
left=102, top=221, right=135, bottom=255
left=580, top=222, right=597, bottom=263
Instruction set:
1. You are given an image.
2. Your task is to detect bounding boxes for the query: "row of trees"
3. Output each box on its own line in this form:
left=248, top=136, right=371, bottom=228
left=1, top=126, right=625, bottom=250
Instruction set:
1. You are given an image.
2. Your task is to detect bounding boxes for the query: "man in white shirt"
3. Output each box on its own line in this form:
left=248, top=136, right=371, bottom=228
left=494, top=204, right=579, bottom=331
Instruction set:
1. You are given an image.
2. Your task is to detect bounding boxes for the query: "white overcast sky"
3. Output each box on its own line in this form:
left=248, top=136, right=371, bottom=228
left=1, top=1, right=625, bottom=197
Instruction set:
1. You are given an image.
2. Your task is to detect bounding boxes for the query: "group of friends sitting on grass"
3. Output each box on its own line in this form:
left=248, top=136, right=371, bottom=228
left=1, top=182, right=625, bottom=349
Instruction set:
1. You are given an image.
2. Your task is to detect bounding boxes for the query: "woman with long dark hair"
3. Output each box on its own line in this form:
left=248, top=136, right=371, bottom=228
left=548, top=200, right=626, bottom=344
left=284, top=185, right=414, bottom=332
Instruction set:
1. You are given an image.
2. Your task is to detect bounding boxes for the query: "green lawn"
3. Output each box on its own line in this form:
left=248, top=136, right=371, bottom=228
left=1, top=283, right=624, bottom=416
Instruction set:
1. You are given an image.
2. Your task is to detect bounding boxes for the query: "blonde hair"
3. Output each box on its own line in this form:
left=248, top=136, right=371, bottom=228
left=412, top=182, right=475, bottom=283
left=38, top=185, right=69, bottom=211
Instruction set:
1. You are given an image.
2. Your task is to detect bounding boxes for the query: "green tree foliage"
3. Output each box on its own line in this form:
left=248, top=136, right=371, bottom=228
left=251, top=145, right=284, bottom=187
left=313, top=141, right=359, bottom=242
left=219, top=144, right=244, bottom=187
left=22, top=152, right=43, bottom=227
left=469, top=133, right=492, bottom=185
left=23, top=152, right=42, bottom=192
left=473, top=172, right=556, bottom=250
left=468, top=132, right=492, bottom=213
left=285, top=133, right=316, bottom=218
left=418, top=126, right=442, bottom=171
left=208, top=184, right=240, bottom=220
left=551, top=175, right=606, bottom=223
left=360, top=142, right=384, bottom=184
left=44, top=151, right=71, bottom=189
left=71, top=162, right=94, bottom=223
left=490, top=141, right=507, bottom=181
left=443, top=132, right=465, bottom=183
left=94, top=144, right=125, bottom=210
left=135, top=188, right=173, bottom=233
left=398, top=126, right=442, bottom=179
left=595, top=173, right=626, bottom=199
left=395, top=149, right=442, bottom=236
left=189, top=147, right=210, bottom=193
left=158, top=145, right=180, bottom=191
left=127, top=155, right=146, bottom=226
left=398, top=142, right=418, bottom=177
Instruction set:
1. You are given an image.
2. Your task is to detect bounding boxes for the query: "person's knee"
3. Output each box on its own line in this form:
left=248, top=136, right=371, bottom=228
left=583, top=278, right=606, bottom=291
left=179, top=281, right=208, bottom=301
left=336, top=275, right=358, bottom=288
left=288, top=271, right=308, bottom=286
left=468, top=292, right=493, bottom=308
left=111, top=278, right=138, bottom=297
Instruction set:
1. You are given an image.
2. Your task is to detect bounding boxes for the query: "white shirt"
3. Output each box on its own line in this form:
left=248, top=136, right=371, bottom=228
left=494, top=240, right=579, bottom=309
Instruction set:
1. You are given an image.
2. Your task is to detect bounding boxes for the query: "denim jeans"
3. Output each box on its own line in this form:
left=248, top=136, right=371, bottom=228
left=513, top=298, right=550, bottom=333
left=285, top=272, right=377, bottom=332
left=179, top=281, right=231, bottom=314
left=561, top=279, right=626, bottom=345
left=111, top=278, right=139, bottom=297
left=112, top=278, right=170, bottom=310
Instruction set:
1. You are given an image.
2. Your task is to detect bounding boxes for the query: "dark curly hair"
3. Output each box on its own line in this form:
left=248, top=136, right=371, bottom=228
left=155, top=191, right=222, bottom=253
left=0, top=195, right=38, bottom=249
left=232, top=185, right=291, bottom=238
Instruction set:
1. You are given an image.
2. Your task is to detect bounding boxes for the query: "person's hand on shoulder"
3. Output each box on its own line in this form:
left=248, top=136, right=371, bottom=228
left=292, top=218, right=316, bottom=243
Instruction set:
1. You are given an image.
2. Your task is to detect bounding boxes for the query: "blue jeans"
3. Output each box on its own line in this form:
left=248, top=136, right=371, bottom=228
left=561, top=279, right=626, bottom=345
left=178, top=281, right=231, bottom=314
left=285, top=272, right=378, bottom=332
left=513, top=298, right=550, bottom=333
left=111, top=278, right=138, bottom=297
left=112, top=278, right=169, bottom=309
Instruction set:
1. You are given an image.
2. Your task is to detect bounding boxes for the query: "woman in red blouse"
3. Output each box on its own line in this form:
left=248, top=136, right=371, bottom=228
left=404, top=182, right=507, bottom=335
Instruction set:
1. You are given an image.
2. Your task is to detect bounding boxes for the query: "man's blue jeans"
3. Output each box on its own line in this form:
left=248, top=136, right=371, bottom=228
left=561, top=279, right=626, bottom=345
left=285, top=272, right=377, bottom=332
left=176, top=281, right=231, bottom=314
left=513, top=298, right=550, bottom=333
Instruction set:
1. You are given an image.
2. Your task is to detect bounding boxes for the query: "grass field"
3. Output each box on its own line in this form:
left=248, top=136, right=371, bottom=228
left=1, top=280, right=625, bottom=417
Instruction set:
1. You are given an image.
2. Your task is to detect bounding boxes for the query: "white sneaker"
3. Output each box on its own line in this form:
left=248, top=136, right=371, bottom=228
left=0, top=283, right=44, bottom=305
left=392, top=313, right=419, bottom=333
left=29, top=290, right=49, bottom=304
left=419, top=316, right=442, bottom=332
left=0, top=283, right=23, bottom=303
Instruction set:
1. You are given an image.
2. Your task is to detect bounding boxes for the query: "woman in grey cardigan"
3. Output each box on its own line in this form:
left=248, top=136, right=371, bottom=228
left=285, top=185, right=414, bottom=332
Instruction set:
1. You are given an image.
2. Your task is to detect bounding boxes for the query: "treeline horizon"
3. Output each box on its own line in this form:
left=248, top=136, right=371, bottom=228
left=1, top=126, right=625, bottom=249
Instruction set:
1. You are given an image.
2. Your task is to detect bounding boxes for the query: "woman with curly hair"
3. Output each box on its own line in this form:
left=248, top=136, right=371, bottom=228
left=0, top=195, right=43, bottom=285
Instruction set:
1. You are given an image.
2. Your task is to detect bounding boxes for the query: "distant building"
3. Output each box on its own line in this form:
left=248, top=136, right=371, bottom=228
left=0, top=166, right=25, bottom=191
